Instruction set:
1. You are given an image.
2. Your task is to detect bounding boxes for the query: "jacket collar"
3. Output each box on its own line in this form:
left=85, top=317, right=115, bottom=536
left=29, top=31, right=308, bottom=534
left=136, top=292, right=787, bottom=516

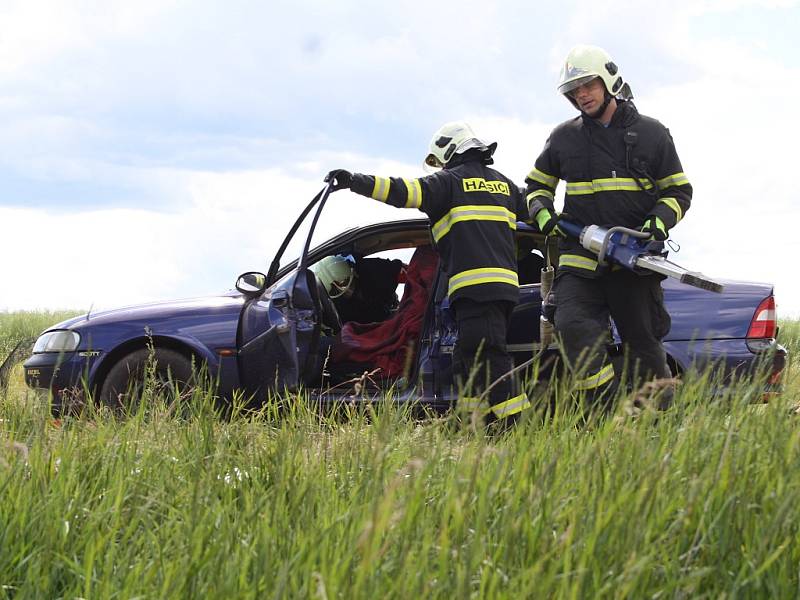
left=581, top=99, right=639, bottom=128
left=444, top=149, right=491, bottom=169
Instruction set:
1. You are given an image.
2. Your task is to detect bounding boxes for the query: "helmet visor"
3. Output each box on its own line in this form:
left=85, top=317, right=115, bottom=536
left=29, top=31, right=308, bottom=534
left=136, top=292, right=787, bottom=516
left=558, top=74, right=600, bottom=96
left=455, top=137, right=489, bottom=155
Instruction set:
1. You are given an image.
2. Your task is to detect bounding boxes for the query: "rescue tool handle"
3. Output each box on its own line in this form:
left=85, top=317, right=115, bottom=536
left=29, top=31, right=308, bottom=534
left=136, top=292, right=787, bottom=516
left=558, top=218, right=661, bottom=267
left=597, top=225, right=651, bottom=266
left=556, top=218, right=583, bottom=240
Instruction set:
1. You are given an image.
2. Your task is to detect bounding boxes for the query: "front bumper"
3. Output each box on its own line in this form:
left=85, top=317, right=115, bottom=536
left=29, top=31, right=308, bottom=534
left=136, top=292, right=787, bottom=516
left=23, top=351, right=101, bottom=412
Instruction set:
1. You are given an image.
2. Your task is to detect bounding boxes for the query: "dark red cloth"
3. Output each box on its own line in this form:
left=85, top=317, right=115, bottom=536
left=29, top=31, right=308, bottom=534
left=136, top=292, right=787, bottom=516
left=331, top=246, right=439, bottom=378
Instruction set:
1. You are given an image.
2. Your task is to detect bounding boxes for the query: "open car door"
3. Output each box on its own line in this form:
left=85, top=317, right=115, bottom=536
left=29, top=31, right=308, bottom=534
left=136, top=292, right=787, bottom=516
left=237, top=184, right=333, bottom=399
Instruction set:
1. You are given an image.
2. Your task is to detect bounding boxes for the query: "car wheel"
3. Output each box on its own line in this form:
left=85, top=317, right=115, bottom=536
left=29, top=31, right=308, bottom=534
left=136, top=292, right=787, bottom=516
left=98, top=348, right=195, bottom=414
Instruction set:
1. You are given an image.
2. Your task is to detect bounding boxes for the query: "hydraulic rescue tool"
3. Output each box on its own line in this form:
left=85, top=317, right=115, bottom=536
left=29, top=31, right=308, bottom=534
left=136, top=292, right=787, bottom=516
left=480, top=220, right=723, bottom=401
left=557, top=219, right=725, bottom=294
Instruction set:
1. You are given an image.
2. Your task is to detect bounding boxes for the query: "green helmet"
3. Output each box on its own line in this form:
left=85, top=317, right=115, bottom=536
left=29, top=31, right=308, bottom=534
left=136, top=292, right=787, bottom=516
left=557, top=45, right=633, bottom=103
left=312, top=255, right=354, bottom=298
left=423, top=121, right=497, bottom=172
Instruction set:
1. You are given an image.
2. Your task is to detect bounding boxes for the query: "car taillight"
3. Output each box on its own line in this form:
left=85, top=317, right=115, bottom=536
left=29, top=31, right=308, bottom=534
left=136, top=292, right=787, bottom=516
left=747, top=296, right=777, bottom=339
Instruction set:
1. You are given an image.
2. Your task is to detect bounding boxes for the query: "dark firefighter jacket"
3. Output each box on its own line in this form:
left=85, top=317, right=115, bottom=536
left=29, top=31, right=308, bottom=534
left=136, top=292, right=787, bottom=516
left=525, top=100, right=692, bottom=277
left=350, top=160, right=528, bottom=304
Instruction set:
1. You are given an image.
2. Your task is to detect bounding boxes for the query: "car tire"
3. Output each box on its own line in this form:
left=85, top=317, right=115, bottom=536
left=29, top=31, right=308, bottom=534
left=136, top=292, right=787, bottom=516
left=98, top=348, right=195, bottom=414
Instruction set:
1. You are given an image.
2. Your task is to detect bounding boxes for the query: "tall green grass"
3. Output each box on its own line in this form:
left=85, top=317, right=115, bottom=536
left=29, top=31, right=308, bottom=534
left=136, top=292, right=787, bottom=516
left=1, top=313, right=799, bottom=598
left=779, top=319, right=800, bottom=359
left=0, top=311, right=80, bottom=357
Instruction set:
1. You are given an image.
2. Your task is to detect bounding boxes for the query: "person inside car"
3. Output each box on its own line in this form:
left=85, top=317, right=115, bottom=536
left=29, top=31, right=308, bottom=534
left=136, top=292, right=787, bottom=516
left=313, top=254, right=406, bottom=324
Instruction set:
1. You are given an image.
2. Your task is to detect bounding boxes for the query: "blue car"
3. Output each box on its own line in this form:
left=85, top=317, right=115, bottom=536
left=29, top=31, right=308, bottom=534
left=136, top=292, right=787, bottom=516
left=23, top=187, right=787, bottom=415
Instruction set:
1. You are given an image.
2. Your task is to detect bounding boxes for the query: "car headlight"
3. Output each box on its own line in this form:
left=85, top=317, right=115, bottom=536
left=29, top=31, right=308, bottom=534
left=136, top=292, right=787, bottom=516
left=32, top=330, right=81, bottom=353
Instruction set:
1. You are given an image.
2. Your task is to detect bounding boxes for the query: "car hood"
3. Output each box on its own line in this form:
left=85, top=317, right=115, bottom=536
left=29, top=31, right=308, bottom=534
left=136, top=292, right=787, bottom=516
left=47, top=291, right=246, bottom=332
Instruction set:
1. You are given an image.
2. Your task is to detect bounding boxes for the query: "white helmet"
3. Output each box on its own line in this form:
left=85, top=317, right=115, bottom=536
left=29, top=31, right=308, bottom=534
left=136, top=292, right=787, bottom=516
left=557, top=45, right=633, bottom=103
left=312, top=255, right=355, bottom=298
left=423, top=121, right=497, bottom=172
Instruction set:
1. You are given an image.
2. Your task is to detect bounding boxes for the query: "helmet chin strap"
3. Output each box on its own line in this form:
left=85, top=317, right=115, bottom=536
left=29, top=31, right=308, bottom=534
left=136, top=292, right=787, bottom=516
left=582, top=91, right=613, bottom=120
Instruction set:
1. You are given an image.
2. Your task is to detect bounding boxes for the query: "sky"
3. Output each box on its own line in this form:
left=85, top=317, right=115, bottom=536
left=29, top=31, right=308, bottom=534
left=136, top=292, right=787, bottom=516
left=1, top=0, right=800, bottom=320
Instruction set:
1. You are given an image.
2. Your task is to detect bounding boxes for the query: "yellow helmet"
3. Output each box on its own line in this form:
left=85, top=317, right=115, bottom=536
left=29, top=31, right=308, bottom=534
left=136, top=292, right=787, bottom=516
left=423, top=121, right=497, bottom=172
left=312, top=255, right=354, bottom=298
left=557, top=45, right=633, bottom=102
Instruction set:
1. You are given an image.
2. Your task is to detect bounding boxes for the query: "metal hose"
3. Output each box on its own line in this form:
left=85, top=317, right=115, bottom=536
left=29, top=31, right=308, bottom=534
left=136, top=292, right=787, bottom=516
left=539, top=265, right=555, bottom=349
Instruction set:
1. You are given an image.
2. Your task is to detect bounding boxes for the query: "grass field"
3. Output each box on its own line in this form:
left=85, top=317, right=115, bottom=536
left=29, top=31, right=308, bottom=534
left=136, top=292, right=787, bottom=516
left=1, top=311, right=799, bottom=598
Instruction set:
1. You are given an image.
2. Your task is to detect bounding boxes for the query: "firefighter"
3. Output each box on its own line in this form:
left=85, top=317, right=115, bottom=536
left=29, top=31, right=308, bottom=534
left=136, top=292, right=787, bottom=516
left=326, top=121, right=531, bottom=430
left=525, top=45, right=692, bottom=409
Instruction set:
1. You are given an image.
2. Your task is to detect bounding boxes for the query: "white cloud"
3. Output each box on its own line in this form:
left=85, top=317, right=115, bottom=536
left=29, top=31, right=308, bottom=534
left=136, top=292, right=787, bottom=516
left=0, top=156, right=422, bottom=312
left=1, top=0, right=799, bottom=321
left=689, top=0, right=797, bottom=12
left=0, top=0, right=180, bottom=76
left=633, top=34, right=800, bottom=316
left=0, top=205, right=183, bottom=310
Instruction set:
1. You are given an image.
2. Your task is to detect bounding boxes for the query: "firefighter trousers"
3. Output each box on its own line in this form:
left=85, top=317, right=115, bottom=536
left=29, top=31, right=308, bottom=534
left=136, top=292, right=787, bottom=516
left=451, top=298, right=530, bottom=426
left=552, top=270, right=672, bottom=407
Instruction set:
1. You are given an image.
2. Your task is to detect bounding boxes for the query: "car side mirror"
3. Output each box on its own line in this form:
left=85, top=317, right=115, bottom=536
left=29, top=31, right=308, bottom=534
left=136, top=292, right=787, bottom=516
left=236, top=272, right=267, bottom=295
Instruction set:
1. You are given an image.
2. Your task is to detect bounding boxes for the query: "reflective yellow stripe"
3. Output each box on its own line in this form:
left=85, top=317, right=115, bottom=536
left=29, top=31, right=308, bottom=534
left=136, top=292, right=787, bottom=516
left=658, top=197, right=683, bottom=222
left=448, top=267, right=518, bottom=296
left=404, top=178, right=422, bottom=209
left=656, top=172, right=689, bottom=189
left=459, top=397, right=487, bottom=413
left=559, top=254, right=598, bottom=271
left=534, top=209, right=552, bottom=231
left=526, top=189, right=554, bottom=204
left=566, top=181, right=594, bottom=195
left=371, top=176, right=390, bottom=202
left=566, top=177, right=653, bottom=195
left=431, top=205, right=517, bottom=242
left=490, top=393, right=531, bottom=418
left=526, top=168, right=558, bottom=188
left=575, top=363, right=615, bottom=390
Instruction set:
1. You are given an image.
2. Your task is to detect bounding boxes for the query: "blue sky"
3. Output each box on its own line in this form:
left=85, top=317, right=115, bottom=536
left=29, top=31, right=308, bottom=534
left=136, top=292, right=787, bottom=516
left=2, top=0, right=800, bottom=318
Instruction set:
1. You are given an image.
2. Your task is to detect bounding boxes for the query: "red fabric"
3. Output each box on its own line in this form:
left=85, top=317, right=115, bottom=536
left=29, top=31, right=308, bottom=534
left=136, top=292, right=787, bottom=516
left=331, top=246, right=439, bottom=378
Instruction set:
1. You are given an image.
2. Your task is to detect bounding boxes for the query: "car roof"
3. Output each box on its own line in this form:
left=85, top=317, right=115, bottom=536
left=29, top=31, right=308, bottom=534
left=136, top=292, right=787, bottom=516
left=276, top=218, right=541, bottom=279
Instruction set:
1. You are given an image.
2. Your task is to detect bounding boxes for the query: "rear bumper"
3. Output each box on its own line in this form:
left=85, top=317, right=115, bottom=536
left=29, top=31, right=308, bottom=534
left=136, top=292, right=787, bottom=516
left=761, top=341, right=787, bottom=397
left=664, top=337, right=787, bottom=393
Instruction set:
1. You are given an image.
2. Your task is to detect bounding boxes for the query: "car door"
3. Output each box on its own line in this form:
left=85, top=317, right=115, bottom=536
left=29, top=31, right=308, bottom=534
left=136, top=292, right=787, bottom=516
left=237, top=185, right=332, bottom=398
left=237, top=269, right=320, bottom=397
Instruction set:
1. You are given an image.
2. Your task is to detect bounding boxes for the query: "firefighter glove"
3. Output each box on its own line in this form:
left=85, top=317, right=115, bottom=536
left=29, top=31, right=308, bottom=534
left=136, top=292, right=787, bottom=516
left=325, top=169, right=353, bottom=191
left=533, top=207, right=565, bottom=237
left=640, top=216, right=668, bottom=241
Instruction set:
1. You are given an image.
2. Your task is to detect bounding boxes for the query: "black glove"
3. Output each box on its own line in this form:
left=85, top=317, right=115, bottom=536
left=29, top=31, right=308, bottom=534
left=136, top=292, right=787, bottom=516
left=640, top=216, right=668, bottom=241
left=324, top=169, right=353, bottom=191
left=532, top=207, right=564, bottom=237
